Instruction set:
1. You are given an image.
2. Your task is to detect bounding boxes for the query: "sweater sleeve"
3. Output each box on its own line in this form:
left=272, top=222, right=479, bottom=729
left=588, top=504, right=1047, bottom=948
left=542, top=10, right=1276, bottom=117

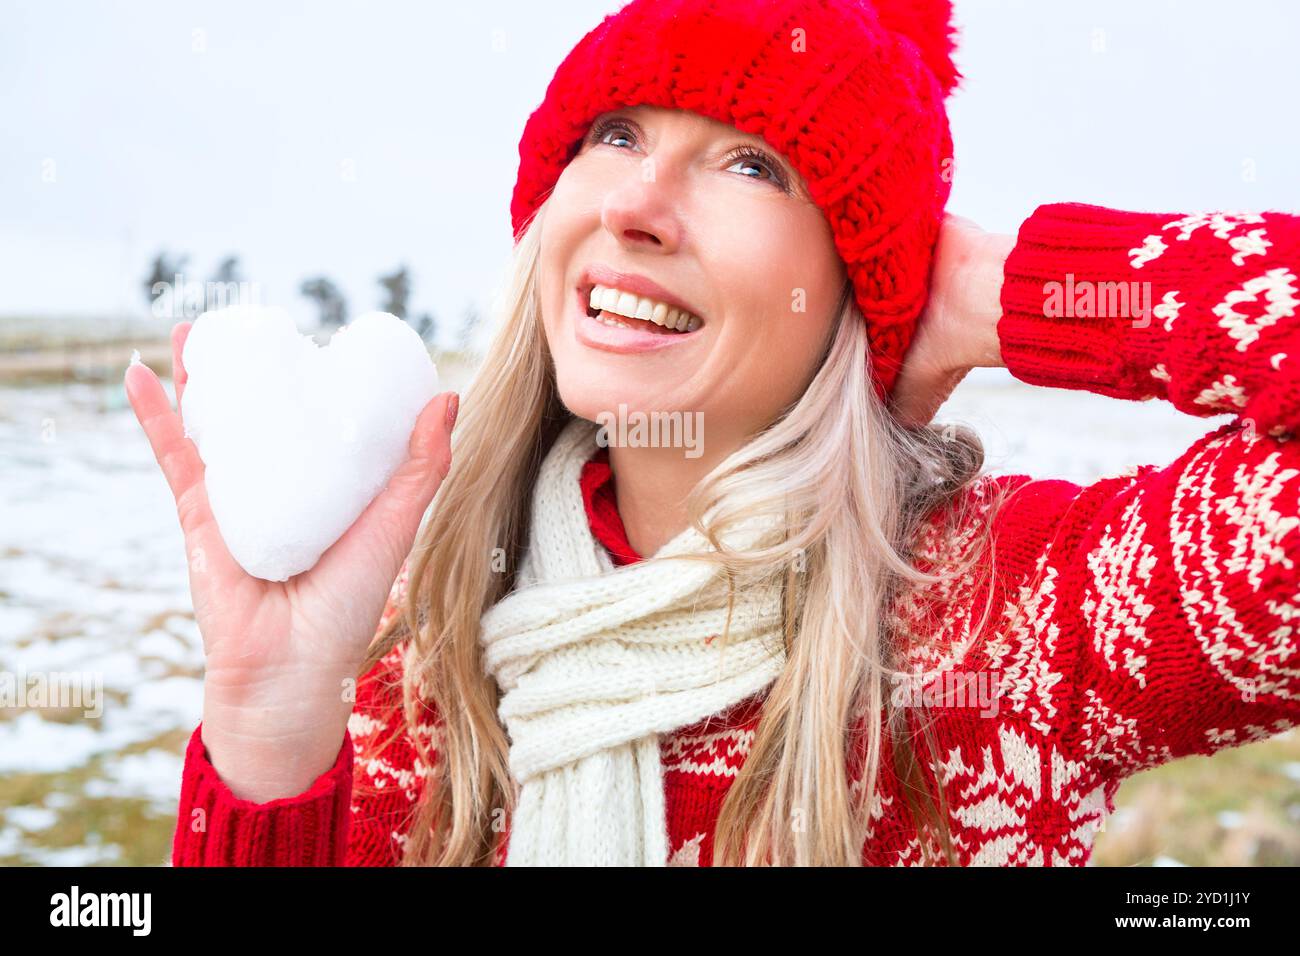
left=984, top=202, right=1300, bottom=782
left=171, top=559, right=438, bottom=866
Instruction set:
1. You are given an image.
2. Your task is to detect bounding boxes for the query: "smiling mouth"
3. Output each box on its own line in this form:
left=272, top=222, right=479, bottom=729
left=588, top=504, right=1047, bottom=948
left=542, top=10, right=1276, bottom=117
left=582, top=284, right=704, bottom=334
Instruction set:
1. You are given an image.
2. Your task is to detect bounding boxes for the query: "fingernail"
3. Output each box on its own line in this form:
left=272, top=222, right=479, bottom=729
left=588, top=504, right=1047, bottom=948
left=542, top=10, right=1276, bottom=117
left=446, top=392, right=460, bottom=430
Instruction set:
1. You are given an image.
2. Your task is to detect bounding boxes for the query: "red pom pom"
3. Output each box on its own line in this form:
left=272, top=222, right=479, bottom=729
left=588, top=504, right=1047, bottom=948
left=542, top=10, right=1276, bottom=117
left=870, top=0, right=963, bottom=96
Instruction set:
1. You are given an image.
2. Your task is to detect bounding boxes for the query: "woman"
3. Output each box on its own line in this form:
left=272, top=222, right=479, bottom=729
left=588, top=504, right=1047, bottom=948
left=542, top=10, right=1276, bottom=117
left=127, top=0, right=1300, bottom=866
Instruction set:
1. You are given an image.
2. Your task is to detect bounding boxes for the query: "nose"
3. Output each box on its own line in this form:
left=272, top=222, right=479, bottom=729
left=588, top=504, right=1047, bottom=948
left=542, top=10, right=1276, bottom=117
left=600, top=171, right=684, bottom=254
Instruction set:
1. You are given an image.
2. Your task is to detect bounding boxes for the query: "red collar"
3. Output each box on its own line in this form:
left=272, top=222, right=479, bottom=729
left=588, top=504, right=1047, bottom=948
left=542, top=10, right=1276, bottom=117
left=579, top=446, right=643, bottom=566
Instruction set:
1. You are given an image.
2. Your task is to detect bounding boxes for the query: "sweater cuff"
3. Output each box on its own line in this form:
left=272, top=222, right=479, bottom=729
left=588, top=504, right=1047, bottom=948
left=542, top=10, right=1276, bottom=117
left=997, top=202, right=1181, bottom=398
left=171, top=722, right=353, bottom=866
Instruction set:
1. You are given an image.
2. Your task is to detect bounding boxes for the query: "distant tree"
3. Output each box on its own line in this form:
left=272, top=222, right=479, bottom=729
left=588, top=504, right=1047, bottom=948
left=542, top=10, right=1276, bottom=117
left=414, top=312, right=436, bottom=342
left=300, top=276, right=347, bottom=328
left=211, top=255, right=242, bottom=285
left=207, top=255, right=247, bottom=310
left=143, top=251, right=188, bottom=309
left=378, top=266, right=411, bottom=320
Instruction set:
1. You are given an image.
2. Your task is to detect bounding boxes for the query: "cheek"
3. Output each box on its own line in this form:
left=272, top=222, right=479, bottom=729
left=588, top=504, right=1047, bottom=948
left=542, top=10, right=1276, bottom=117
left=545, top=164, right=605, bottom=243
left=741, top=298, right=832, bottom=405
left=538, top=166, right=607, bottom=324
left=709, top=207, right=840, bottom=391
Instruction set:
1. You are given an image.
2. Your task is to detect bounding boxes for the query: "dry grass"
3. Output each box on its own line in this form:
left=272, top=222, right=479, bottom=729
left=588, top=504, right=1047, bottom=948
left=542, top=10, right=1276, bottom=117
left=0, top=729, right=190, bottom=867
left=1092, top=728, right=1300, bottom=866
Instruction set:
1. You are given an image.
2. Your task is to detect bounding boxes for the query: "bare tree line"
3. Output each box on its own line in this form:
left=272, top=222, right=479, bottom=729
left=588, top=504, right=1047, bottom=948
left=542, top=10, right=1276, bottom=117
left=143, top=252, right=482, bottom=350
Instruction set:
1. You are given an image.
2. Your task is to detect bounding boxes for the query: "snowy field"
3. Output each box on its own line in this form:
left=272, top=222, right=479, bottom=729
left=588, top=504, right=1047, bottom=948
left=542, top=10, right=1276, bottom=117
left=0, top=363, right=1290, bottom=866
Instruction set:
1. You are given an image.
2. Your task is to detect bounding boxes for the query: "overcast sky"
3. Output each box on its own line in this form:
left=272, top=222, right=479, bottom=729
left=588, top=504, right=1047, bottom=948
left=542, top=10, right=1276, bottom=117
left=3, top=0, right=1297, bottom=347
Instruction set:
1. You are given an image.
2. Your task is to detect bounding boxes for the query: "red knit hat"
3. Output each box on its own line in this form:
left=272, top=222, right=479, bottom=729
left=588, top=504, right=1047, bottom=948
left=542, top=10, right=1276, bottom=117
left=510, top=0, right=962, bottom=401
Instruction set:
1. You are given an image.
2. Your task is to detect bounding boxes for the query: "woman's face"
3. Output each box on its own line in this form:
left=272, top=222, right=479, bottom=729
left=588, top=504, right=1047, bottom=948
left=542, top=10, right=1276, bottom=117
left=538, top=105, right=847, bottom=453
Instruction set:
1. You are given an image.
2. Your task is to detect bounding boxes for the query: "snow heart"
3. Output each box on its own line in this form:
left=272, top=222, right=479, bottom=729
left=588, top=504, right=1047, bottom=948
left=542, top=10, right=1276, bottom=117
left=180, top=306, right=440, bottom=581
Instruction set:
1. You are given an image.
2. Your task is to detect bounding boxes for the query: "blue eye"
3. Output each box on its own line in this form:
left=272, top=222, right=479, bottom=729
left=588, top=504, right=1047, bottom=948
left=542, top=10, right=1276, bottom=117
left=584, top=117, right=791, bottom=192
left=721, top=147, right=787, bottom=188
left=588, top=117, right=637, bottom=150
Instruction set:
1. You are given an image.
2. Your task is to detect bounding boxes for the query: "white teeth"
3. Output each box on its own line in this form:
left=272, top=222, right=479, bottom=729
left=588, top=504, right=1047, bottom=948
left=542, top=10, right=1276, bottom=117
left=616, top=291, right=639, bottom=319
left=588, top=284, right=701, bottom=331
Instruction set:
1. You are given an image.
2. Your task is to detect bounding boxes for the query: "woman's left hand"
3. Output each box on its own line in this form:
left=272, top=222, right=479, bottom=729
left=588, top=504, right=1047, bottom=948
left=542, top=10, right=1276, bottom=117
left=888, top=213, right=1016, bottom=428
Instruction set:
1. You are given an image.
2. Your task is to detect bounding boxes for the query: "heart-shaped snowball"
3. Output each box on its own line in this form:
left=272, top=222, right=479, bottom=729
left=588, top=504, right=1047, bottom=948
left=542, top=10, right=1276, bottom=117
left=181, top=306, right=439, bottom=582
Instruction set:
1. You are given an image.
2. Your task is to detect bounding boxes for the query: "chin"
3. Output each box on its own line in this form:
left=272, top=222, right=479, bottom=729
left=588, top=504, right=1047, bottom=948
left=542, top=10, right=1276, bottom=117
left=554, top=375, right=627, bottom=424
left=554, top=376, right=674, bottom=428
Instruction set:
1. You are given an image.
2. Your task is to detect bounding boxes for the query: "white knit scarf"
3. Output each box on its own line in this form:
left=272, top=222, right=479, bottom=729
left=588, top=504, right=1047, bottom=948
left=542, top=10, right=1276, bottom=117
left=478, top=417, right=788, bottom=866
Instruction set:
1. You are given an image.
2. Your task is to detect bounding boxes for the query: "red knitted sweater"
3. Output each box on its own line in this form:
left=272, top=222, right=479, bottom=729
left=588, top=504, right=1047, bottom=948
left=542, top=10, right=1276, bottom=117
left=172, top=203, right=1300, bottom=866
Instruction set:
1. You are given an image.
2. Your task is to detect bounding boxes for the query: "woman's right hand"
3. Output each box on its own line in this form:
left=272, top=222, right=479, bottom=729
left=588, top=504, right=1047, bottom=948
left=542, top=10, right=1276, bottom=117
left=126, top=321, right=458, bottom=802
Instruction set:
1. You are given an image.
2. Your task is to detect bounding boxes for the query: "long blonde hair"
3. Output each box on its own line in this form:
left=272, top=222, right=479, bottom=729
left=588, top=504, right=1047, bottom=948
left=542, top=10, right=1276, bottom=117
left=362, top=197, right=1018, bottom=866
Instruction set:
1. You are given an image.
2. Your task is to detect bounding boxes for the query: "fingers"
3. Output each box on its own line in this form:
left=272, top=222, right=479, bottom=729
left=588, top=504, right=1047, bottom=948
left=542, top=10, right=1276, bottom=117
left=886, top=382, right=926, bottom=429
left=409, top=391, right=457, bottom=479
left=123, top=358, right=215, bottom=539
left=372, top=390, right=457, bottom=532
left=888, top=364, right=966, bottom=429
left=171, top=321, right=192, bottom=421
left=125, top=358, right=244, bottom=585
left=126, top=360, right=203, bottom=502
left=943, top=212, right=982, bottom=232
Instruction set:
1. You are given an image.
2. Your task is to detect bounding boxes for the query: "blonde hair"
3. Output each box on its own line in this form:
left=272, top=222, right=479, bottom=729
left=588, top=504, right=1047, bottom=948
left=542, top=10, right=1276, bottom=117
left=361, top=197, right=1019, bottom=866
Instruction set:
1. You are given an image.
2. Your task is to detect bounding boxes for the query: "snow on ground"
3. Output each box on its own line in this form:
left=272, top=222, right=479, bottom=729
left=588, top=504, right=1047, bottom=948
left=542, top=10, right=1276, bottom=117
left=0, top=366, right=1231, bottom=864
